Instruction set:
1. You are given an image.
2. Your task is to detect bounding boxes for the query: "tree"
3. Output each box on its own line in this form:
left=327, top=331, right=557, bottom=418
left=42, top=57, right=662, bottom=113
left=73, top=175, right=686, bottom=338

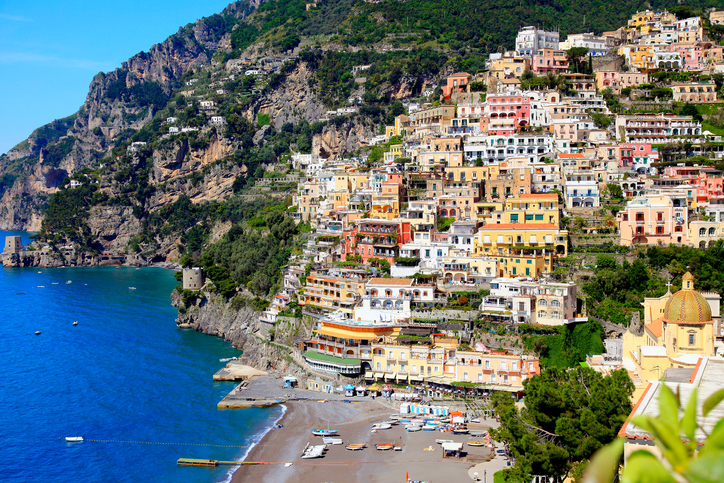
left=492, top=367, right=634, bottom=482
left=603, top=183, right=623, bottom=200
left=566, top=47, right=589, bottom=74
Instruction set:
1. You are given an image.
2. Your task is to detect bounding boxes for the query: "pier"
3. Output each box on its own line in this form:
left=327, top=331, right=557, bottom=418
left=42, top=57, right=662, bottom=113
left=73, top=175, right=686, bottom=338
left=177, top=458, right=270, bottom=466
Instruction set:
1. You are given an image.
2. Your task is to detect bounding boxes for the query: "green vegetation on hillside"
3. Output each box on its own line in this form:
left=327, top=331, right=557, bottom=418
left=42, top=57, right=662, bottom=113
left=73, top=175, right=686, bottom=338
left=525, top=320, right=605, bottom=368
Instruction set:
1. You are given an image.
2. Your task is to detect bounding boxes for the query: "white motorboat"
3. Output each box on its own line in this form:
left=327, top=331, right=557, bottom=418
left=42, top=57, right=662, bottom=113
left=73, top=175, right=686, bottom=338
left=301, top=444, right=326, bottom=459
left=371, top=423, right=392, bottom=430
left=435, top=439, right=453, bottom=445
left=312, top=429, right=339, bottom=436
left=405, top=424, right=422, bottom=432
left=219, top=357, right=238, bottom=362
left=65, top=437, right=84, bottom=442
left=322, top=438, right=342, bottom=445
left=35, top=331, right=41, bottom=336
left=73, top=321, right=78, bottom=326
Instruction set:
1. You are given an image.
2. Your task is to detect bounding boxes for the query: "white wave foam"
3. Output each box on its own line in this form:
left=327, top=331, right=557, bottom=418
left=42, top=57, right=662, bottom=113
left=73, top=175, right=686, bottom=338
left=218, top=405, right=287, bottom=483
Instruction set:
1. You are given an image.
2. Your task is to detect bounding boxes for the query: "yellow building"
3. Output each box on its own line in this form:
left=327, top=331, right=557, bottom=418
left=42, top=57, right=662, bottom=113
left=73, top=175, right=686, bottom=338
left=622, top=272, right=721, bottom=399
left=385, top=114, right=410, bottom=138
left=370, top=192, right=400, bottom=220
left=300, top=271, right=367, bottom=315
left=383, top=144, right=403, bottom=164
left=370, top=336, right=457, bottom=383
left=474, top=223, right=568, bottom=277
left=502, top=193, right=561, bottom=226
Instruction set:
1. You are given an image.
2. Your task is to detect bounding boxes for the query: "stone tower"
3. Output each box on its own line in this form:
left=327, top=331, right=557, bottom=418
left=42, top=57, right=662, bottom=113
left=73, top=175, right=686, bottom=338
left=3, top=236, right=22, bottom=254
left=183, top=267, right=204, bottom=290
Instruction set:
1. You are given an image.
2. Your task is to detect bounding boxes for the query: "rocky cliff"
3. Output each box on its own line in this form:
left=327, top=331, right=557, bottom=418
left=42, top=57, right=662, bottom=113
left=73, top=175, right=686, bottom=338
left=172, top=291, right=305, bottom=375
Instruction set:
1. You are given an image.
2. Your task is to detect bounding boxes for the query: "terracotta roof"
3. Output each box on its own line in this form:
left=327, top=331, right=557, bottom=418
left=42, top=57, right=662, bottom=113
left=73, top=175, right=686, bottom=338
left=480, top=223, right=559, bottom=230
left=645, top=317, right=664, bottom=338
left=557, top=153, right=586, bottom=158
left=618, top=382, right=654, bottom=438
left=367, top=278, right=414, bottom=286
left=518, top=193, right=559, bottom=199
left=449, top=72, right=471, bottom=78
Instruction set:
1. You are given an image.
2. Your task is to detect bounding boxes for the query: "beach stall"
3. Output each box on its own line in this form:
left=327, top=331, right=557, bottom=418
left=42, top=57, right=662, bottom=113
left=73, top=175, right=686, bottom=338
left=355, top=386, right=366, bottom=397
left=283, top=376, right=298, bottom=388
left=344, top=384, right=355, bottom=397
left=381, top=384, right=392, bottom=398
left=400, top=402, right=411, bottom=415
left=441, top=442, right=464, bottom=458
left=368, top=384, right=380, bottom=397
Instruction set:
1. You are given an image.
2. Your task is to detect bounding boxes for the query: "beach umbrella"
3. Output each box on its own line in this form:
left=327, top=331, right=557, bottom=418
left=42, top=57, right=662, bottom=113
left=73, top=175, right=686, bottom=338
left=406, top=471, right=409, bottom=482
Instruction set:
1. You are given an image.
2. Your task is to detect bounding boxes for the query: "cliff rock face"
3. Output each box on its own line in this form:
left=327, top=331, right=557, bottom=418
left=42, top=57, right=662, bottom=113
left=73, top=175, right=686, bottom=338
left=314, top=119, right=376, bottom=159
left=0, top=1, right=260, bottom=231
left=87, top=206, right=142, bottom=254
left=252, top=62, right=326, bottom=128
left=172, top=292, right=299, bottom=374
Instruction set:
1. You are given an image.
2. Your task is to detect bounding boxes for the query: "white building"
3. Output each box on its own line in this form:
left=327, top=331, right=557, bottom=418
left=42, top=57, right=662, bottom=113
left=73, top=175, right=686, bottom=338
left=559, top=33, right=609, bottom=56
left=516, top=26, right=560, bottom=56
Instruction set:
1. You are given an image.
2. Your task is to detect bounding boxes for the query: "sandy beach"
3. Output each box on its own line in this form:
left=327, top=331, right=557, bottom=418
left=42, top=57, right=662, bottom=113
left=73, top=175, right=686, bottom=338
left=231, top=399, right=499, bottom=483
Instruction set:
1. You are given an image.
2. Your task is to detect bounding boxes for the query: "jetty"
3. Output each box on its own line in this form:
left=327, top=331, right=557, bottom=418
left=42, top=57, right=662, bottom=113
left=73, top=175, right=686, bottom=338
left=177, top=458, right=270, bottom=467
left=213, top=361, right=267, bottom=381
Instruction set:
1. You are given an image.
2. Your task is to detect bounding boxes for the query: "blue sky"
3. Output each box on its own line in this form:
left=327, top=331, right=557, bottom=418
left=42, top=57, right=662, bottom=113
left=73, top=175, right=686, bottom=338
left=0, top=1, right=234, bottom=154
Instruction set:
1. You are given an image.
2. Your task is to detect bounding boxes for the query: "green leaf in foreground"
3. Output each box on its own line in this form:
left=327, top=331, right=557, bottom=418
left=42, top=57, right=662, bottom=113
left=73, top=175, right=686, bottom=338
left=582, top=437, right=623, bottom=483
left=621, top=450, right=677, bottom=483
left=703, top=388, right=724, bottom=417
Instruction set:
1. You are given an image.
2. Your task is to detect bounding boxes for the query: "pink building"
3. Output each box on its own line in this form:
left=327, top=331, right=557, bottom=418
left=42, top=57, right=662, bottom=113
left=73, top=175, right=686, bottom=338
left=619, top=143, right=657, bottom=173
left=696, top=168, right=724, bottom=203
left=485, top=94, right=531, bottom=134
left=617, top=194, right=689, bottom=246
left=670, top=42, right=706, bottom=71
left=531, top=49, right=569, bottom=74
left=596, top=71, right=650, bottom=92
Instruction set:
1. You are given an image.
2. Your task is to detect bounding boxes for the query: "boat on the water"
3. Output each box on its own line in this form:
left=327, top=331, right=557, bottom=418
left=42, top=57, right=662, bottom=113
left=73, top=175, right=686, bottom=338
left=65, top=437, right=84, bottom=442
left=375, top=443, right=394, bottom=451
left=219, top=357, right=238, bottom=362
left=16, top=292, right=25, bottom=295
left=35, top=331, right=41, bottom=336
left=73, top=321, right=78, bottom=326
left=371, top=423, right=392, bottom=430
left=129, top=287, right=136, bottom=290
left=312, top=429, right=339, bottom=437
left=52, top=282, right=59, bottom=285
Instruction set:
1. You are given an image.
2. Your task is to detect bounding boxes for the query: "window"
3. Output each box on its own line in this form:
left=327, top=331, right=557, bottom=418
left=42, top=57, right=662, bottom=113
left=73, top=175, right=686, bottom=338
left=538, top=310, right=546, bottom=318
left=689, top=333, right=695, bottom=345
left=501, top=361, right=507, bottom=370
left=485, top=360, right=490, bottom=369
left=538, top=299, right=547, bottom=306
left=512, top=361, right=517, bottom=370
left=551, top=300, right=561, bottom=307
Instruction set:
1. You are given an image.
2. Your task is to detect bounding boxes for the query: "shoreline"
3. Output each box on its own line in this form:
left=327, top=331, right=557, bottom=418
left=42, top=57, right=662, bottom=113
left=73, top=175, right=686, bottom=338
left=230, top=399, right=499, bottom=483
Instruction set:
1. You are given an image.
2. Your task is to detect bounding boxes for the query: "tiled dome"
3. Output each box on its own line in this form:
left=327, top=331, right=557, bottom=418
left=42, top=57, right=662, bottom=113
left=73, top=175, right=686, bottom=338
left=663, top=272, right=712, bottom=324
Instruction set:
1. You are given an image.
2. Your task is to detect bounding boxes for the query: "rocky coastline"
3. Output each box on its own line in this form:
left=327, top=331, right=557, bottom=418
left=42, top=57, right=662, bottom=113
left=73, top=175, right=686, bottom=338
left=172, top=291, right=306, bottom=376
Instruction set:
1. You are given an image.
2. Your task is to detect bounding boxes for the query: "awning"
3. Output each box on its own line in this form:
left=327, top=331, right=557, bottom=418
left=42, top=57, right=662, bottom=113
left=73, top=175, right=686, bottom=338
left=441, top=442, right=464, bottom=451
left=369, top=384, right=381, bottom=391
left=409, top=375, right=423, bottom=382
left=373, top=372, right=384, bottom=379
left=387, top=372, right=397, bottom=379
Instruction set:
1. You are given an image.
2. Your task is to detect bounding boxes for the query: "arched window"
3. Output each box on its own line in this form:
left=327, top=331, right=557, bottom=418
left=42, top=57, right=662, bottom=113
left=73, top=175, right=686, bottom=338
left=538, top=299, right=547, bottom=306
left=709, top=228, right=716, bottom=236
left=551, top=300, right=561, bottom=307
left=700, top=228, right=707, bottom=236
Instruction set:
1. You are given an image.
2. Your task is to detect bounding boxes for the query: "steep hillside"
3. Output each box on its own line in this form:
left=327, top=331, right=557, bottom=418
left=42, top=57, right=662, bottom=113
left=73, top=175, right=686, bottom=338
left=0, top=0, right=718, bottom=243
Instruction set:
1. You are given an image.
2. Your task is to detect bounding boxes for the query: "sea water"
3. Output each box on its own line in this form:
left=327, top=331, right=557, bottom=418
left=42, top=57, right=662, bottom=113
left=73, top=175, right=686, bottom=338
left=0, top=231, right=282, bottom=483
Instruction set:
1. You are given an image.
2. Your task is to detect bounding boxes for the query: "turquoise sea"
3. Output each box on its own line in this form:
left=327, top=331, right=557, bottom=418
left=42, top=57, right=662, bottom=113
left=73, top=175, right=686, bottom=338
left=0, top=231, right=282, bottom=483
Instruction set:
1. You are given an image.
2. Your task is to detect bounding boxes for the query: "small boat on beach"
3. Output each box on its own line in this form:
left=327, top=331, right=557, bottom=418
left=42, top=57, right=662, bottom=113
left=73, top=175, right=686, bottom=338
left=452, top=428, right=469, bottom=435
left=371, top=423, right=392, bottom=430
left=405, top=425, right=422, bottom=432
left=322, top=438, right=342, bottom=445
left=470, top=431, right=488, bottom=437
left=301, top=444, right=326, bottom=459
left=312, top=429, right=339, bottom=437
left=345, top=443, right=366, bottom=451
left=436, top=439, right=453, bottom=445
left=375, top=443, right=394, bottom=451
left=65, top=437, right=84, bottom=442
left=467, top=441, right=488, bottom=447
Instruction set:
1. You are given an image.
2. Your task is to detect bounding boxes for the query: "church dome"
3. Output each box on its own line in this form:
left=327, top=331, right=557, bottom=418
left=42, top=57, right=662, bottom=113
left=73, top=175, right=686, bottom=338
left=663, top=272, right=712, bottom=324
